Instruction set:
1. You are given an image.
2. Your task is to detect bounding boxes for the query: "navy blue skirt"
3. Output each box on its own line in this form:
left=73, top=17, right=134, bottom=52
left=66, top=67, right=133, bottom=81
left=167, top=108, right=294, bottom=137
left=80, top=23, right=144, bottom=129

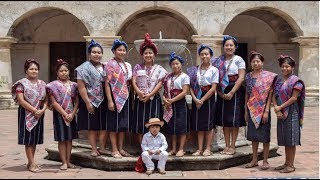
left=246, top=109, right=271, bottom=143
left=215, top=82, right=246, bottom=127
left=18, top=106, right=44, bottom=145
left=191, top=91, right=215, bottom=131
left=165, top=98, right=190, bottom=135
left=53, top=110, right=78, bottom=142
left=132, top=93, right=163, bottom=134
left=106, top=86, right=133, bottom=132
left=77, top=93, right=107, bottom=131
left=277, top=103, right=301, bottom=146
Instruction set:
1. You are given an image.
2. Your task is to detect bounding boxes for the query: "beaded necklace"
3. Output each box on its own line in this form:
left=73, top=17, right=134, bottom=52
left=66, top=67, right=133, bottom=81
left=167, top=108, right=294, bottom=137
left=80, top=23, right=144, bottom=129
left=116, top=59, right=129, bottom=80
left=170, top=71, right=182, bottom=90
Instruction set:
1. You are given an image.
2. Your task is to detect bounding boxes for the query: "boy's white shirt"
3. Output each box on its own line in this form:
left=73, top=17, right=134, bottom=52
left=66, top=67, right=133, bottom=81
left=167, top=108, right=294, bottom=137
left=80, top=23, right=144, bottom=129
left=141, top=131, right=168, bottom=152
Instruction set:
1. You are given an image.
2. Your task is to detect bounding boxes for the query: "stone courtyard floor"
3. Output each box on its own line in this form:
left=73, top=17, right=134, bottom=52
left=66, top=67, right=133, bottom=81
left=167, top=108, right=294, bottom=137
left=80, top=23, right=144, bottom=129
left=0, top=107, right=318, bottom=179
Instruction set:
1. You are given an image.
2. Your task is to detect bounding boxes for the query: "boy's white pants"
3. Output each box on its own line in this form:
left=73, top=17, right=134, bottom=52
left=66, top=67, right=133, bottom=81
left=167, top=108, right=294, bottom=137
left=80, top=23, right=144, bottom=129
left=141, top=151, right=168, bottom=170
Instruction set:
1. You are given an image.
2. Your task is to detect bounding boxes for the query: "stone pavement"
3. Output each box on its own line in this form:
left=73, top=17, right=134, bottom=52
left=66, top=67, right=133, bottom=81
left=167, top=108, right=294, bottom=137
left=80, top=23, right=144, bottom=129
left=0, top=107, right=318, bottom=179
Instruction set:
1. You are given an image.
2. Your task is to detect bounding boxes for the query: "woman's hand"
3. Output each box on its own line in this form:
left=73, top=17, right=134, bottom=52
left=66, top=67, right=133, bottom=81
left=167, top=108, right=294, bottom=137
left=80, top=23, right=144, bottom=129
left=34, top=109, right=44, bottom=119
left=276, top=111, right=284, bottom=120
left=274, top=105, right=281, bottom=113
left=136, top=90, right=145, bottom=100
left=217, top=91, right=224, bottom=98
left=223, top=91, right=234, bottom=100
left=141, top=93, right=151, bottom=103
left=244, top=110, right=248, bottom=123
left=108, top=101, right=115, bottom=111
left=195, top=99, right=203, bottom=110
left=262, top=111, right=269, bottom=124
left=86, top=102, right=94, bottom=114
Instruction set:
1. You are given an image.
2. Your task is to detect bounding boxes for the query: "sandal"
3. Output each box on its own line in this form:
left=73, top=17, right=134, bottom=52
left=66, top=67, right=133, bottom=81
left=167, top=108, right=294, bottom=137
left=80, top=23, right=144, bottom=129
left=219, top=147, right=229, bottom=155
left=168, top=150, right=176, bottom=156
left=67, top=163, right=78, bottom=169
left=60, top=164, right=68, bottom=170
left=245, top=162, right=258, bottom=168
left=175, top=150, right=185, bottom=157
left=280, top=166, right=295, bottom=173
left=28, top=164, right=41, bottom=173
left=111, top=151, right=123, bottom=158
left=274, top=164, right=287, bottom=170
left=90, top=151, right=100, bottom=157
left=119, top=149, right=133, bottom=157
left=98, top=148, right=112, bottom=155
left=192, top=150, right=203, bottom=156
left=225, top=148, right=236, bottom=155
left=202, top=149, right=212, bottom=156
left=261, top=162, right=270, bottom=170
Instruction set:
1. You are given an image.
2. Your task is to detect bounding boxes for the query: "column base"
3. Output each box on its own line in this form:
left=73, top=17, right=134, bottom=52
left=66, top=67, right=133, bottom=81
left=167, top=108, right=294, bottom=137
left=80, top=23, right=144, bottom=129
left=0, top=92, right=17, bottom=109
left=305, top=87, right=319, bottom=107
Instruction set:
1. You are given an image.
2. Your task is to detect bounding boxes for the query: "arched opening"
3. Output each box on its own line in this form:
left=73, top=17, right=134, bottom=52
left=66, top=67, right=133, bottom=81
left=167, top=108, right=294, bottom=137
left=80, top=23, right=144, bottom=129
left=117, top=9, right=198, bottom=71
left=8, top=7, right=90, bottom=82
left=223, top=8, right=301, bottom=75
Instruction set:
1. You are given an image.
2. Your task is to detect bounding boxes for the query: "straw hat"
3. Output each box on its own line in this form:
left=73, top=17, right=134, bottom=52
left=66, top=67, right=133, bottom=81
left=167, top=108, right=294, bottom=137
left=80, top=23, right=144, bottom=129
left=145, top=118, right=164, bottom=128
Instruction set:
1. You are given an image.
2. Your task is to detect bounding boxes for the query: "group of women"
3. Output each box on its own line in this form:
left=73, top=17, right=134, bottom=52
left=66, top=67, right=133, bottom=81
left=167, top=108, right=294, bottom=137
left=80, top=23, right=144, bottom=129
left=11, top=33, right=305, bottom=174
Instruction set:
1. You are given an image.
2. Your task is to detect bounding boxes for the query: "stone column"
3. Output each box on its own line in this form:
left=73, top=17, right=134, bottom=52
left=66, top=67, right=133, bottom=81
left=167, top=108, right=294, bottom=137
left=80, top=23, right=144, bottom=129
left=83, top=36, right=121, bottom=63
left=291, top=36, right=319, bottom=106
left=0, top=37, right=18, bottom=109
left=191, top=34, right=249, bottom=151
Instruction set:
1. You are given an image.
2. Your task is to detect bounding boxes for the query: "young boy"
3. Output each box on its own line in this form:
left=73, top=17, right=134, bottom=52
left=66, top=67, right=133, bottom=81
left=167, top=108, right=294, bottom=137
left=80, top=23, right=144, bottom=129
left=141, top=118, right=168, bottom=175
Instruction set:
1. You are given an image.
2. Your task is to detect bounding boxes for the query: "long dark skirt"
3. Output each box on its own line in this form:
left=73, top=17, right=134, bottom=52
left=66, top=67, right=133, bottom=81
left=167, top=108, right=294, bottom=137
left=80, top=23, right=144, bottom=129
left=246, top=109, right=271, bottom=143
left=18, top=106, right=44, bottom=145
left=215, top=82, right=246, bottom=127
left=77, top=95, right=107, bottom=131
left=191, top=91, right=215, bottom=131
left=53, top=110, right=78, bottom=142
left=165, top=98, right=190, bottom=135
left=277, top=103, right=301, bottom=146
left=132, top=93, right=163, bottom=134
left=106, top=86, right=133, bottom=132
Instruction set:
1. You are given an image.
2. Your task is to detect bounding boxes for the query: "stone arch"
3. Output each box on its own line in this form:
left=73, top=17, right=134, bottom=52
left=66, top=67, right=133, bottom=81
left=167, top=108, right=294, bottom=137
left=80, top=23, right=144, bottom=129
left=222, top=6, right=302, bottom=76
left=116, top=7, right=198, bottom=71
left=8, top=7, right=90, bottom=83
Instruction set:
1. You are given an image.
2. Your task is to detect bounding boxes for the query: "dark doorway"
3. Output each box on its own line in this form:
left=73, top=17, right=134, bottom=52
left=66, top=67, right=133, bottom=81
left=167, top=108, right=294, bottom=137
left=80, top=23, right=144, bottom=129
left=49, top=42, right=87, bottom=82
left=235, top=43, right=249, bottom=71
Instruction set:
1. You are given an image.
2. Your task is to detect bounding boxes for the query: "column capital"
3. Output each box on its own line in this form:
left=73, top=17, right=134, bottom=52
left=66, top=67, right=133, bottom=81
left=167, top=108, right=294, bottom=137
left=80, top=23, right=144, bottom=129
left=83, top=36, right=122, bottom=46
left=0, top=36, right=18, bottom=48
left=291, top=36, right=319, bottom=47
left=191, top=35, right=224, bottom=45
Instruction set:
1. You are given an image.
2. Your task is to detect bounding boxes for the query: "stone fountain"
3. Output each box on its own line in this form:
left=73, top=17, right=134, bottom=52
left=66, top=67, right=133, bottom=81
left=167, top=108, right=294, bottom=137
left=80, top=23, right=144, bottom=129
left=44, top=32, right=279, bottom=171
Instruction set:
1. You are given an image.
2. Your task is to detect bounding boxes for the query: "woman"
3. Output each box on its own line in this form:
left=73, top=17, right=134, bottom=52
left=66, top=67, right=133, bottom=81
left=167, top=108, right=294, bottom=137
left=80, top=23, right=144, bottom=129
left=46, top=59, right=79, bottom=170
left=244, top=51, right=277, bottom=170
left=187, top=45, right=218, bottom=156
left=212, top=35, right=246, bottom=155
left=11, top=59, right=47, bottom=173
left=272, top=55, right=305, bottom=173
left=105, top=39, right=133, bottom=158
left=75, top=39, right=109, bottom=157
left=163, top=52, right=190, bottom=157
left=132, top=33, right=167, bottom=144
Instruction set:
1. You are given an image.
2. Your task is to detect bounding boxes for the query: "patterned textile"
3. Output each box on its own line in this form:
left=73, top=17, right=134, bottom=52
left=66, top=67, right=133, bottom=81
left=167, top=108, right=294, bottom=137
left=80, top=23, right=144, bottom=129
left=12, top=78, right=46, bottom=132
left=46, top=80, right=78, bottom=126
left=274, top=75, right=305, bottom=128
left=162, top=73, right=174, bottom=123
left=212, top=55, right=229, bottom=92
left=75, top=61, right=105, bottom=108
left=105, top=58, right=129, bottom=113
left=246, top=71, right=277, bottom=129
left=133, top=63, right=167, bottom=97
left=187, top=66, right=202, bottom=99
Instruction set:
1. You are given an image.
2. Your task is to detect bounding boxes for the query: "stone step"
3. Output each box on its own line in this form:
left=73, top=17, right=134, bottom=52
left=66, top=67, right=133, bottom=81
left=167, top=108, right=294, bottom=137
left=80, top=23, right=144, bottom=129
left=45, top=143, right=279, bottom=171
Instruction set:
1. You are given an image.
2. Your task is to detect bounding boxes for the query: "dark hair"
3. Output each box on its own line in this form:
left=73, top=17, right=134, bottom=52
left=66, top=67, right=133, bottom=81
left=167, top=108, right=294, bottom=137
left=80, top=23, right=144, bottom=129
left=198, top=44, right=213, bottom=56
left=140, top=33, right=158, bottom=56
left=111, top=39, right=128, bottom=52
left=24, top=59, right=40, bottom=73
left=278, top=55, right=295, bottom=67
left=88, top=39, right=103, bottom=54
left=169, top=52, right=185, bottom=65
left=55, top=59, right=70, bottom=72
left=249, top=51, right=264, bottom=62
left=222, top=35, right=238, bottom=49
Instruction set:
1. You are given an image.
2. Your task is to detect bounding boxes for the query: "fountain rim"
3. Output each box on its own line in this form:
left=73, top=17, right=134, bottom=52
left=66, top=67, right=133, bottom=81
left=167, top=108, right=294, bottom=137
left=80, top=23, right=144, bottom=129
left=134, top=39, right=188, bottom=44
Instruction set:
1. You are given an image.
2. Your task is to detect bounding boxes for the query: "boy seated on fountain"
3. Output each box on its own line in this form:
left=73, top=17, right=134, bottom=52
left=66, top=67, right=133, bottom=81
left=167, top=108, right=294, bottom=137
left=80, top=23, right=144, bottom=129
left=141, top=118, right=168, bottom=175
